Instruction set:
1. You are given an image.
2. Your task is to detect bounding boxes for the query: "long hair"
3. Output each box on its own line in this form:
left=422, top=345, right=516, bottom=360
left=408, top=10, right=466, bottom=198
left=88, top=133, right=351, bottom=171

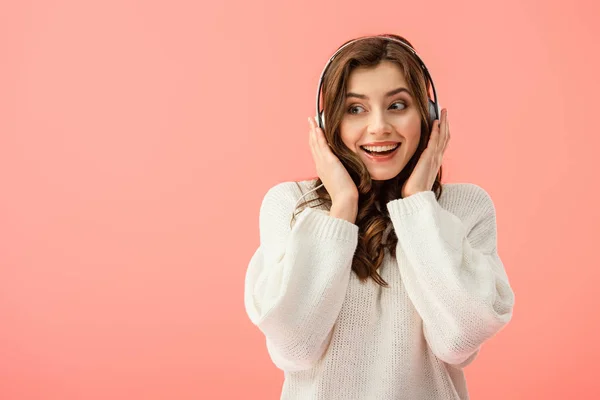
left=291, top=34, right=444, bottom=287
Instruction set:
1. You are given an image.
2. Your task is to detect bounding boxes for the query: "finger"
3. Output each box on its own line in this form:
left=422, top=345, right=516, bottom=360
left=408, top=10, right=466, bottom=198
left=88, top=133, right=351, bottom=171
left=312, top=122, right=329, bottom=156
left=315, top=125, right=327, bottom=150
left=436, top=109, right=447, bottom=152
left=313, top=118, right=326, bottom=158
left=308, top=117, right=313, bottom=147
left=430, top=119, right=441, bottom=150
left=443, top=118, right=450, bottom=152
left=308, top=117, right=318, bottom=160
left=443, top=111, right=450, bottom=149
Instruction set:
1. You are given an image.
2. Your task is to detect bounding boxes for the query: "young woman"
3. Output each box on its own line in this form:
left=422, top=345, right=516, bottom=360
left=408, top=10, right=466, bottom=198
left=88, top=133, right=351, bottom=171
left=244, top=34, right=515, bottom=400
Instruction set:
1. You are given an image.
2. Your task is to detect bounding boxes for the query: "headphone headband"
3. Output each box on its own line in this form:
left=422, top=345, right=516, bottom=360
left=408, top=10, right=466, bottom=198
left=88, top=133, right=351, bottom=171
left=315, top=35, right=440, bottom=130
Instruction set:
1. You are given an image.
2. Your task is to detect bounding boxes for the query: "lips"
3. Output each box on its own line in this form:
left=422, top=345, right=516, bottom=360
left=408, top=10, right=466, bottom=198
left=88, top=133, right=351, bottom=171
left=360, top=143, right=401, bottom=161
left=360, top=141, right=400, bottom=147
left=360, top=143, right=400, bottom=154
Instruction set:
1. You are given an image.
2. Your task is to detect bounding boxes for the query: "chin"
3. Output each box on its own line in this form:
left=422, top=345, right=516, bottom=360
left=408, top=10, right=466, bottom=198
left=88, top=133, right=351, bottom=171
left=369, top=170, right=403, bottom=181
left=367, top=161, right=406, bottom=181
left=357, top=146, right=412, bottom=182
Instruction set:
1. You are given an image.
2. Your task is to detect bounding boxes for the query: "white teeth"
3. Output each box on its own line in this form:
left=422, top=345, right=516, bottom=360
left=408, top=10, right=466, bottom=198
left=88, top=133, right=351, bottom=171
left=361, top=144, right=399, bottom=152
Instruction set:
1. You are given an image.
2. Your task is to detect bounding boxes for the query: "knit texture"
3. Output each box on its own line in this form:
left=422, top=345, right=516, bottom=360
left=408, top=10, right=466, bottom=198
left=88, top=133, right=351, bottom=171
left=244, top=179, right=515, bottom=400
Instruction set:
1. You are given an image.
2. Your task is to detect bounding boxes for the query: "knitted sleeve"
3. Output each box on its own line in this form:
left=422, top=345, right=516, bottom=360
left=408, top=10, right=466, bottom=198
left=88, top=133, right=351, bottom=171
left=244, top=182, right=359, bottom=371
left=386, top=184, right=515, bottom=367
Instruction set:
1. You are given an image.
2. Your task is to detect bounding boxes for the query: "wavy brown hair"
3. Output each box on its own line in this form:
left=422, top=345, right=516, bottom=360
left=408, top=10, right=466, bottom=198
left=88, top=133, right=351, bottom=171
left=291, top=34, right=444, bottom=287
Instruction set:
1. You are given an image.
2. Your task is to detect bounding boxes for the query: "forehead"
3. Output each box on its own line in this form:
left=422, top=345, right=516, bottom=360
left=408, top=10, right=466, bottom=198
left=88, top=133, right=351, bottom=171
left=346, top=61, right=407, bottom=91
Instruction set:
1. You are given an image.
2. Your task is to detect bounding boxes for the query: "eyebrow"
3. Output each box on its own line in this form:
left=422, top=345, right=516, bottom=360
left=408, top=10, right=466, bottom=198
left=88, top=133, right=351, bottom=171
left=346, top=87, right=411, bottom=100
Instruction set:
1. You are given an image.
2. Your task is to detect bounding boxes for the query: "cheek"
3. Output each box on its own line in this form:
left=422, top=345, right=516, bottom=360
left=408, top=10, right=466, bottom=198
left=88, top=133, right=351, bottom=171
left=339, top=128, right=360, bottom=152
left=399, top=112, right=422, bottom=132
left=402, top=118, right=422, bottom=142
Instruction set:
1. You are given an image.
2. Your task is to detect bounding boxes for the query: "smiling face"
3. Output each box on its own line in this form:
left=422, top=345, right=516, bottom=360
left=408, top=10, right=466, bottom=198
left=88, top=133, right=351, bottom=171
left=340, top=60, right=422, bottom=181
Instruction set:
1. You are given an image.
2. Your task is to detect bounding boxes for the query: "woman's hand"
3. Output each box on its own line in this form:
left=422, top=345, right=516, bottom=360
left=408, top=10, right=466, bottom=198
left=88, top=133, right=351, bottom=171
left=401, top=108, right=451, bottom=198
left=308, top=116, right=359, bottom=205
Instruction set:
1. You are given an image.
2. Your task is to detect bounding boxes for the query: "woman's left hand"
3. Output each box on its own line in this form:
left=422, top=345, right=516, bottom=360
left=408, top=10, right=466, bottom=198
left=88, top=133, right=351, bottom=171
left=401, top=108, right=450, bottom=198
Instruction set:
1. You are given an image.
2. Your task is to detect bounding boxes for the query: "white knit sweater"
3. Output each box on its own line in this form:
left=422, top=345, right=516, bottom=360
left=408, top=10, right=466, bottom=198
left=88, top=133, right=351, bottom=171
left=244, top=179, right=514, bottom=400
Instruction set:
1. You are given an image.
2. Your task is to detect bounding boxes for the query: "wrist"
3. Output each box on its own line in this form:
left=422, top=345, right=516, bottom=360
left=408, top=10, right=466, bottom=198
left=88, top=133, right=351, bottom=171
left=330, top=200, right=358, bottom=224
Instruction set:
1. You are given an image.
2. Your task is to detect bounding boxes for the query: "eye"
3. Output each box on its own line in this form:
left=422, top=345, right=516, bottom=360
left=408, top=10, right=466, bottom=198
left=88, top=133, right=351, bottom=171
left=390, top=101, right=406, bottom=110
left=347, top=101, right=406, bottom=115
left=347, top=105, right=364, bottom=115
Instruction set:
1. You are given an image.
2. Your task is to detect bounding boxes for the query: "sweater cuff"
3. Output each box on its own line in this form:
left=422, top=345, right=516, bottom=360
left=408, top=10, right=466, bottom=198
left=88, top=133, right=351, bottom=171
left=295, top=207, right=359, bottom=243
left=386, top=190, right=437, bottom=217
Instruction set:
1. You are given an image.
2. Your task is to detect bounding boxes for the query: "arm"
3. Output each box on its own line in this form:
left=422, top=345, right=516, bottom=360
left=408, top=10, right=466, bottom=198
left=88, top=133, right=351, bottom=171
left=244, top=182, right=359, bottom=371
left=386, top=185, right=515, bottom=367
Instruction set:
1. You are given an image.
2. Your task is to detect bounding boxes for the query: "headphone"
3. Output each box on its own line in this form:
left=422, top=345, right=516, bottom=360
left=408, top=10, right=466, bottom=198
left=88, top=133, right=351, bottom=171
left=296, top=35, right=441, bottom=210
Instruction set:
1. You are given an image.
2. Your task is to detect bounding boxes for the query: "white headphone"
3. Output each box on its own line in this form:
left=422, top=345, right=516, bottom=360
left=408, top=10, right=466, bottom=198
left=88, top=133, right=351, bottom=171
left=296, top=35, right=441, bottom=209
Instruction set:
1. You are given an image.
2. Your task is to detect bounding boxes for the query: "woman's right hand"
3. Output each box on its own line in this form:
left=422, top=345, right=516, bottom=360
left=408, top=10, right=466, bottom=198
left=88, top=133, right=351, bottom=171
left=308, top=116, right=359, bottom=206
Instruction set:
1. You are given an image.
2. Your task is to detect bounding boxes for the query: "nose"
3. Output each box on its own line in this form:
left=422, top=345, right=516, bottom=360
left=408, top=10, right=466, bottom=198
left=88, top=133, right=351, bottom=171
left=367, top=110, right=392, bottom=136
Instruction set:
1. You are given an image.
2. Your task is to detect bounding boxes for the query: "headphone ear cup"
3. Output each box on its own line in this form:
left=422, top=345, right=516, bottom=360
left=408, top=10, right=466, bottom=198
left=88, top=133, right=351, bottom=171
left=428, top=100, right=438, bottom=124
left=319, top=111, right=325, bottom=130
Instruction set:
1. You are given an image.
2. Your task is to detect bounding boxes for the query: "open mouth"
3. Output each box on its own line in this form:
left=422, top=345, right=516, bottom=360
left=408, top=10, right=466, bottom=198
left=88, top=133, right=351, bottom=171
left=360, top=143, right=401, bottom=159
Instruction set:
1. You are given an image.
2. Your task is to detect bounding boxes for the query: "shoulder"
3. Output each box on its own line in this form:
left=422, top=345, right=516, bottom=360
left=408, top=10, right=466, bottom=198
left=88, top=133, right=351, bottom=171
left=441, top=182, right=494, bottom=206
left=263, top=178, right=319, bottom=200
left=439, top=182, right=496, bottom=219
left=440, top=182, right=499, bottom=251
left=260, top=178, right=321, bottom=210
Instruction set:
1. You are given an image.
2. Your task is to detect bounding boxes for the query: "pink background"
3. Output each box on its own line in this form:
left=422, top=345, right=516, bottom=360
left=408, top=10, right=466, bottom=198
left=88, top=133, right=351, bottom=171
left=1, top=0, right=599, bottom=398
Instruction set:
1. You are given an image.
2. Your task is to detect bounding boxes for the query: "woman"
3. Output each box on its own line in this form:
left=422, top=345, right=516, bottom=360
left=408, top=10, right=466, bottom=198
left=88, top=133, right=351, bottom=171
left=244, top=34, right=515, bottom=399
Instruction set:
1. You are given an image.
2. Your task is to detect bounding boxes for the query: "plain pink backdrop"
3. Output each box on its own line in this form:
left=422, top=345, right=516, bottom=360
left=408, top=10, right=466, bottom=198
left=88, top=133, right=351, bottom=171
left=1, top=0, right=599, bottom=398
